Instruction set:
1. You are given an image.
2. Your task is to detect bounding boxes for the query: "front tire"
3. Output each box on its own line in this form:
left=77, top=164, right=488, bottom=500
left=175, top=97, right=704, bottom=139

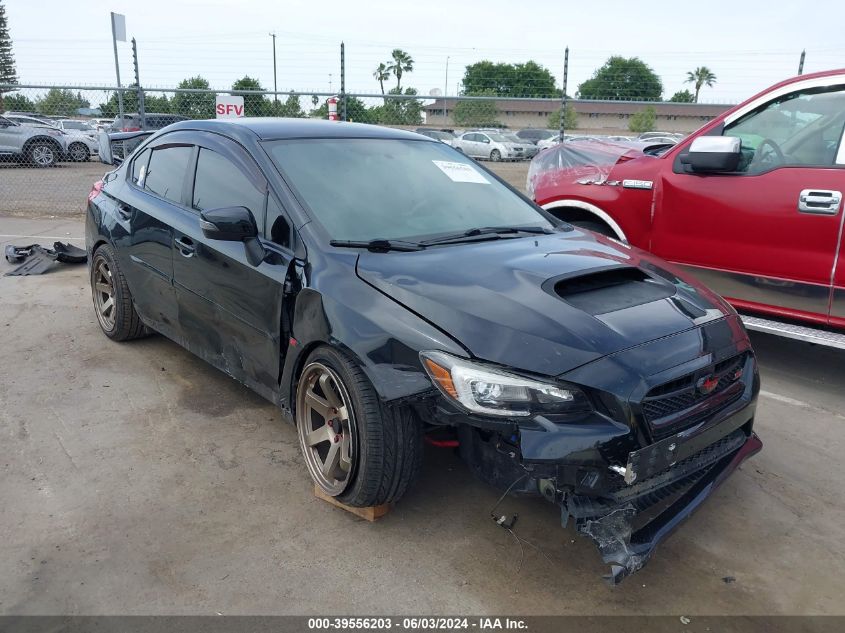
left=490, top=149, right=501, bottom=162
left=90, top=244, right=147, bottom=341
left=569, top=219, right=616, bottom=238
left=295, top=346, right=422, bottom=507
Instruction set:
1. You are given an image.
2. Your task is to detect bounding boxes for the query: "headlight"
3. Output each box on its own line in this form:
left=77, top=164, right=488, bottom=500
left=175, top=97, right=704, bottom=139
left=420, top=351, right=591, bottom=417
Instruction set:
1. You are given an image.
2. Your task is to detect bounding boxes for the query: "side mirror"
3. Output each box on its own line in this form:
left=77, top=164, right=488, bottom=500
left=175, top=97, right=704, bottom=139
left=681, top=136, right=741, bottom=173
left=200, top=206, right=258, bottom=241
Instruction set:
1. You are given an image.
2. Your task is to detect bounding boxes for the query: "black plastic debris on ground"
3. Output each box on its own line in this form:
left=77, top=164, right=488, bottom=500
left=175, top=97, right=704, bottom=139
left=4, top=242, right=87, bottom=276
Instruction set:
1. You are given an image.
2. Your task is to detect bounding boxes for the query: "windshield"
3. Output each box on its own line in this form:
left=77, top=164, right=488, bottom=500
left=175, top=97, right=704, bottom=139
left=265, top=138, right=552, bottom=242
left=487, top=133, right=508, bottom=142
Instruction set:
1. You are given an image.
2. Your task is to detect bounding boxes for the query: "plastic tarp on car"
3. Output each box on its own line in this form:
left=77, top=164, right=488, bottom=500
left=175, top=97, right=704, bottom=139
left=526, top=140, right=665, bottom=198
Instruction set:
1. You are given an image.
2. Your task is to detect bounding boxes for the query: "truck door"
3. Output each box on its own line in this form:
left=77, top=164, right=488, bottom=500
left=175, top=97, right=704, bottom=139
left=653, top=83, right=845, bottom=323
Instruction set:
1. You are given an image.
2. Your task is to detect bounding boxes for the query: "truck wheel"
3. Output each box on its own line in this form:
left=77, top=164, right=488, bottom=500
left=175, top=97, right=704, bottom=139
left=28, top=142, right=57, bottom=167
left=90, top=244, right=147, bottom=341
left=295, top=346, right=423, bottom=507
left=490, top=149, right=502, bottom=162
left=68, top=142, right=89, bottom=162
left=569, top=219, right=616, bottom=238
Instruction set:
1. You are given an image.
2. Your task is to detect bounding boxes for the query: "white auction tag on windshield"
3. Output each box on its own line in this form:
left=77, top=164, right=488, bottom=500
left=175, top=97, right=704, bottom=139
left=432, top=160, right=490, bottom=184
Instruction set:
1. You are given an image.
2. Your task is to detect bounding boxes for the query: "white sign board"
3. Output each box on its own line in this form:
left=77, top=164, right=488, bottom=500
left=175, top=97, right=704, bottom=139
left=216, top=95, right=245, bottom=118
left=111, top=13, right=126, bottom=42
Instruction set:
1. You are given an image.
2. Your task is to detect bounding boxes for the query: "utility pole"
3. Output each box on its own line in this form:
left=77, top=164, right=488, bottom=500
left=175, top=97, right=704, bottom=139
left=445, top=56, right=450, bottom=97
left=559, top=46, right=569, bottom=142
left=269, top=32, right=278, bottom=102
left=110, top=12, right=126, bottom=121
left=132, top=38, right=145, bottom=128
left=798, top=49, right=806, bottom=75
left=340, top=41, right=347, bottom=122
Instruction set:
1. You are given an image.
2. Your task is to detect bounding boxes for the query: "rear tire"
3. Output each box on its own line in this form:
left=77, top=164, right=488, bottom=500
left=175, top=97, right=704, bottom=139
left=90, top=244, right=147, bottom=341
left=295, top=345, right=423, bottom=507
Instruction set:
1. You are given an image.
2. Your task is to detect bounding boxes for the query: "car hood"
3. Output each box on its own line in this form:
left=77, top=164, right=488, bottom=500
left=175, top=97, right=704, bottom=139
left=356, top=230, right=732, bottom=377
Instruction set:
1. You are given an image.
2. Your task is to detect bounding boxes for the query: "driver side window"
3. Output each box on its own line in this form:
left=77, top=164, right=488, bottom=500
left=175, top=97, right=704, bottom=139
left=724, top=85, right=845, bottom=174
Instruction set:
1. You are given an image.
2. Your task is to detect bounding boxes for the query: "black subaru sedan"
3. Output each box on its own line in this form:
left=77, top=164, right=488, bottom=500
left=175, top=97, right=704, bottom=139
left=86, top=118, right=761, bottom=582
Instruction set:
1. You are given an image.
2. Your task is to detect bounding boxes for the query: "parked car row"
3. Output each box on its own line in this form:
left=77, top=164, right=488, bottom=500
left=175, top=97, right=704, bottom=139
left=0, top=111, right=107, bottom=166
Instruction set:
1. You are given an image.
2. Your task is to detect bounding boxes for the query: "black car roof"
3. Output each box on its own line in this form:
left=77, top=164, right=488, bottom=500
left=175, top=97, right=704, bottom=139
left=166, top=117, right=428, bottom=142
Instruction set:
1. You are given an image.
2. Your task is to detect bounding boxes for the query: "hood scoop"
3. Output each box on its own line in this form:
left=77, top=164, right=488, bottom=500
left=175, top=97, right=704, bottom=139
left=546, top=266, right=675, bottom=316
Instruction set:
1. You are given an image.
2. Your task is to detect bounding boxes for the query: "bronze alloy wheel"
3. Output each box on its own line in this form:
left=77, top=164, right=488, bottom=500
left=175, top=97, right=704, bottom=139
left=296, top=362, right=357, bottom=496
left=91, top=254, right=116, bottom=332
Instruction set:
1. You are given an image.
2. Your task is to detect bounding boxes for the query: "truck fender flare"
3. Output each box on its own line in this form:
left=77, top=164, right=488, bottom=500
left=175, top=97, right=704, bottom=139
left=541, top=199, right=628, bottom=242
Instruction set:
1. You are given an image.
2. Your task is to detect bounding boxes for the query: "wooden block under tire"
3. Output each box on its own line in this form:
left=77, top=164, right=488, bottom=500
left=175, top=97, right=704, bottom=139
left=313, top=485, right=391, bottom=521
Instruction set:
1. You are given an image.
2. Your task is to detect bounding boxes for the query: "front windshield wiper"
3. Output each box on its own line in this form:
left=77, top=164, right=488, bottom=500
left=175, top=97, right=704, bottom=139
left=330, top=239, right=424, bottom=252
left=421, top=225, right=554, bottom=246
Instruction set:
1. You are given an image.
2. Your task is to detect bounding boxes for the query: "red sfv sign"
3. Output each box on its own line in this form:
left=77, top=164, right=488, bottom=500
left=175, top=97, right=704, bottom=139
left=215, top=95, right=245, bottom=118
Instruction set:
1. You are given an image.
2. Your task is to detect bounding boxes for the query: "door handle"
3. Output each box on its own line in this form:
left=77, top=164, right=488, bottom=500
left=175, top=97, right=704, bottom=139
left=174, top=237, right=195, bottom=257
left=798, top=189, right=842, bottom=215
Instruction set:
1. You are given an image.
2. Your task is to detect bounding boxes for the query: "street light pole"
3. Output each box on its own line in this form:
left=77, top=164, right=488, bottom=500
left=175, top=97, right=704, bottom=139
left=269, top=32, right=278, bottom=102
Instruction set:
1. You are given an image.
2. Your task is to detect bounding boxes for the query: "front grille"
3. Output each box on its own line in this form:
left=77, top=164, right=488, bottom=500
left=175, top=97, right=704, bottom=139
left=642, top=353, right=747, bottom=440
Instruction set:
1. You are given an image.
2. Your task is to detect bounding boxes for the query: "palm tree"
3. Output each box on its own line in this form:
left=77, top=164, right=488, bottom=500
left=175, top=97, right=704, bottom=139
left=685, top=67, right=717, bottom=103
left=373, top=62, right=390, bottom=97
left=388, top=49, right=414, bottom=90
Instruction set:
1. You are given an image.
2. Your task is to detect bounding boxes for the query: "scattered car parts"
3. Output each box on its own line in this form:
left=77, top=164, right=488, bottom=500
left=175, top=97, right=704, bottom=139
left=4, top=242, right=87, bottom=276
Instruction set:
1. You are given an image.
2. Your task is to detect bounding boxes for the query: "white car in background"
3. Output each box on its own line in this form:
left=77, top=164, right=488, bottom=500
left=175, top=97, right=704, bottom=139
left=452, top=131, right=525, bottom=161
left=52, top=119, right=99, bottom=161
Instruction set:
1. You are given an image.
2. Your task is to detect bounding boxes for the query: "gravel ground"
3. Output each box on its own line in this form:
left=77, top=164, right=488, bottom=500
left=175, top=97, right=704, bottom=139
left=0, top=216, right=843, bottom=616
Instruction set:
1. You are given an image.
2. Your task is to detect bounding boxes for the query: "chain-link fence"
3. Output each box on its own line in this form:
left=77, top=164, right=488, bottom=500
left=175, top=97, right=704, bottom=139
left=0, top=83, right=731, bottom=216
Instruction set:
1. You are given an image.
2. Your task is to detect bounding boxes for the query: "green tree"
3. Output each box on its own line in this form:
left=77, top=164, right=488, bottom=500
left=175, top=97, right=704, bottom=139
left=173, top=76, right=215, bottom=119
left=99, top=86, right=138, bottom=117
left=388, top=49, right=414, bottom=90
left=35, top=88, right=88, bottom=116
left=144, top=92, right=171, bottom=113
left=275, top=93, right=304, bottom=118
left=685, top=66, right=717, bottom=102
left=0, top=0, right=17, bottom=109
left=375, top=87, right=423, bottom=125
left=452, top=90, right=502, bottom=128
left=232, top=75, right=268, bottom=116
left=310, top=96, right=377, bottom=124
left=578, top=56, right=662, bottom=101
left=2, top=91, right=34, bottom=111
left=629, top=105, right=656, bottom=133
left=669, top=89, right=695, bottom=103
left=373, top=62, right=390, bottom=98
left=548, top=105, right=578, bottom=130
left=461, top=60, right=558, bottom=98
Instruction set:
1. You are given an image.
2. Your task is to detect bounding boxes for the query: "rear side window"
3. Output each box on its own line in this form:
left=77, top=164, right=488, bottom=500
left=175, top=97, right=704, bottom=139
left=144, top=145, right=192, bottom=204
left=131, top=148, right=151, bottom=186
left=192, top=148, right=266, bottom=221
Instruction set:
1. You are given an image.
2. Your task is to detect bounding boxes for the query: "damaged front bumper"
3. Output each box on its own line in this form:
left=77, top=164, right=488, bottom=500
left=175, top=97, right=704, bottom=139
left=429, top=339, right=761, bottom=583
left=569, top=429, right=761, bottom=583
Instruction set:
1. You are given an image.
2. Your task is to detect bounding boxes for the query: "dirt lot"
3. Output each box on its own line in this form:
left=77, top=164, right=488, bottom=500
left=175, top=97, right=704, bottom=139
left=1, top=216, right=844, bottom=616
left=0, top=160, right=531, bottom=218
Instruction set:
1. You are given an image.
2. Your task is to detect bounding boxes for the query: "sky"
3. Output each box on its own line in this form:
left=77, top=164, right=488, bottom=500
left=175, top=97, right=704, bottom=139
left=5, top=0, right=845, bottom=107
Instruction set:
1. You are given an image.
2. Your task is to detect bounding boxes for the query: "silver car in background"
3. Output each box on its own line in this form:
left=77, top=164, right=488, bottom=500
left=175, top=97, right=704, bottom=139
left=453, top=131, right=525, bottom=161
left=52, top=119, right=99, bottom=161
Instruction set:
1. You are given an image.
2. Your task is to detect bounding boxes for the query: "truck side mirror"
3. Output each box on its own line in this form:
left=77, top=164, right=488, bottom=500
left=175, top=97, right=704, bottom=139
left=681, top=136, right=742, bottom=173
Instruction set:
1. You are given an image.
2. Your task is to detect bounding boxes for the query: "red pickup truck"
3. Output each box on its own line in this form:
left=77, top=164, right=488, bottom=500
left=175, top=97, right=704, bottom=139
left=528, top=69, right=845, bottom=348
